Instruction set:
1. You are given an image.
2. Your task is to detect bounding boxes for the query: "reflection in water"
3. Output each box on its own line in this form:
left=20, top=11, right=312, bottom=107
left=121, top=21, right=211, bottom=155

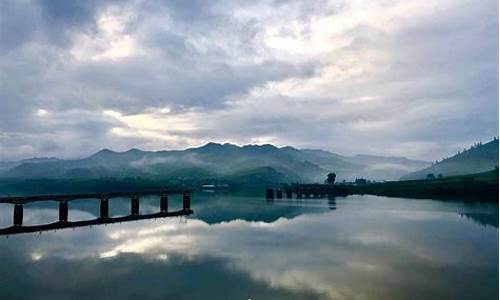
left=0, top=209, right=193, bottom=236
left=0, top=194, right=498, bottom=300
left=459, top=213, right=498, bottom=228
left=328, top=195, right=337, bottom=210
left=2, top=253, right=318, bottom=300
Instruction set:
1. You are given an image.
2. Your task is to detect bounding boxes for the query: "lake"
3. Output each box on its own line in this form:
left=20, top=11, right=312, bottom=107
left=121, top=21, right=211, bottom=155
left=0, top=192, right=498, bottom=300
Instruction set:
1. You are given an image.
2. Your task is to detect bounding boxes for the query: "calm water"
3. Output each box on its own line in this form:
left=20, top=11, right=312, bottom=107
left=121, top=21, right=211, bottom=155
left=0, top=192, right=497, bottom=300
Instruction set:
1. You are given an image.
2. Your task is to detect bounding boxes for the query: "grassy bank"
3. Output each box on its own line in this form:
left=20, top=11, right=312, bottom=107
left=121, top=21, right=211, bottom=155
left=347, top=169, right=499, bottom=201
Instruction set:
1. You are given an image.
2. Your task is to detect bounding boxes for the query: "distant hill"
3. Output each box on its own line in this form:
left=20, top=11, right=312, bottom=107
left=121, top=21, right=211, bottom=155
left=228, top=166, right=290, bottom=185
left=401, top=139, right=499, bottom=180
left=0, top=157, right=60, bottom=173
left=0, top=143, right=430, bottom=184
left=298, top=149, right=430, bottom=181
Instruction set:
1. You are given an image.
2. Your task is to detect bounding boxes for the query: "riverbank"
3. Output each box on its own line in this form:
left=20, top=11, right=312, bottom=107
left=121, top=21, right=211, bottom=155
left=347, top=169, right=498, bottom=201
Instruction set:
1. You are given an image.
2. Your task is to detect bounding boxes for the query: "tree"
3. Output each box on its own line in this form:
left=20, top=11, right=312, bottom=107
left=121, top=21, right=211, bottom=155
left=325, top=172, right=336, bottom=185
left=426, top=173, right=435, bottom=180
left=355, top=178, right=367, bottom=185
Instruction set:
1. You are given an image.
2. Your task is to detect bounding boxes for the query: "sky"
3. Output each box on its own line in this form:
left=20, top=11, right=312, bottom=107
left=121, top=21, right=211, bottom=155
left=0, top=0, right=498, bottom=161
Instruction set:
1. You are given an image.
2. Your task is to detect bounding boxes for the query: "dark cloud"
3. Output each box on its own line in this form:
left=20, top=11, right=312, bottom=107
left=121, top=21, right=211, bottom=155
left=0, top=0, right=111, bottom=52
left=0, top=1, right=39, bottom=52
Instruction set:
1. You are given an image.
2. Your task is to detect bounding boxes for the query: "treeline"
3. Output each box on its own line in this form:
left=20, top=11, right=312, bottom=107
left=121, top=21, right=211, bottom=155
left=431, top=137, right=498, bottom=166
left=0, top=177, right=195, bottom=196
left=0, top=176, right=271, bottom=196
left=347, top=169, right=498, bottom=201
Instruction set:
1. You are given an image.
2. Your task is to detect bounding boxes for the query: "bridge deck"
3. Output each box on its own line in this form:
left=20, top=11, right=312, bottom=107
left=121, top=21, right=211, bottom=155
left=0, top=189, right=193, bottom=204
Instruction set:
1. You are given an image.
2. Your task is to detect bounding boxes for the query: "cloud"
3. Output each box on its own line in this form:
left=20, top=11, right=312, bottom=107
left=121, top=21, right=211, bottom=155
left=0, top=0, right=497, bottom=160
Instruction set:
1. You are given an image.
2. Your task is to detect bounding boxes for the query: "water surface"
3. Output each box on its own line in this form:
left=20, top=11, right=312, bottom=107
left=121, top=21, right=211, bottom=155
left=0, top=192, right=497, bottom=299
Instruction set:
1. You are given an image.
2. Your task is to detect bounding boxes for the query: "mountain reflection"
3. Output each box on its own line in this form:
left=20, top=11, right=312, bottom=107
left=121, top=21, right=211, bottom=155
left=0, top=194, right=498, bottom=300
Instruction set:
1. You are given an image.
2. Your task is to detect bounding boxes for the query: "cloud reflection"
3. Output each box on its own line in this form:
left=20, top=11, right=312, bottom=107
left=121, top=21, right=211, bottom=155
left=0, top=196, right=497, bottom=299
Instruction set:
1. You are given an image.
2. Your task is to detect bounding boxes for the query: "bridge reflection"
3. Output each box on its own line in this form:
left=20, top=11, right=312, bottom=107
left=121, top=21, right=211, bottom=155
left=0, top=189, right=193, bottom=236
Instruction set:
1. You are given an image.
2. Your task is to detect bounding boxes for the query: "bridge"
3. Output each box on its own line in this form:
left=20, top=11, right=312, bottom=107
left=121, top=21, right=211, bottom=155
left=0, top=189, right=193, bottom=236
left=266, top=184, right=350, bottom=199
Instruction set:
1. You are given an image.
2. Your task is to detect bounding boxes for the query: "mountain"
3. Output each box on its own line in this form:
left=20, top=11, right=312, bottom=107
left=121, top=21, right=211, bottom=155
left=0, top=157, right=60, bottom=173
left=228, top=166, right=290, bottom=185
left=289, top=148, right=362, bottom=175
left=1, top=143, right=431, bottom=184
left=299, top=149, right=430, bottom=180
left=340, top=154, right=431, bottom=180
left=401, top=139, right=499, bottom=180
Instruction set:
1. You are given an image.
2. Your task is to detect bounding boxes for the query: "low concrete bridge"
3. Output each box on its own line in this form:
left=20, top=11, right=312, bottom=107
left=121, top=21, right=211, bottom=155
left=0, top=189, right=193, bottom=236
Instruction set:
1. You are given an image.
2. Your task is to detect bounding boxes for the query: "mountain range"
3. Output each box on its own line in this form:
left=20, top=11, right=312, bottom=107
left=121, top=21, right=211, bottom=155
left=1, top=140, right=496, bottom=184
left=0, top=143, right=430, bottom=184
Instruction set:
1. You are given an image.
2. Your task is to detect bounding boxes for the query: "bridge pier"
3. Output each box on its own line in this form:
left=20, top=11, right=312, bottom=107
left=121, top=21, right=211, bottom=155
left=160, top=193, right=169, bottom=212
left=266, top=189, right=274, bottom=200
left=59, top=201, right=68, bottom=222
left=131, top=196, right=139, bottom=215
left=100, top=198, right=109, bottom=218
left=1, top=189, right=195, bottom=236
left=182, top=191, right=191, bottom=210
left=13, top=204, right=23, bottom=226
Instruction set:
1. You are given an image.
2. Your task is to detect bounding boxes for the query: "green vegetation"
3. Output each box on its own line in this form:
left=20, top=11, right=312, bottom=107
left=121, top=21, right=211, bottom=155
left=349, top=169, right=499, bottom=201
left=0, top=167, right=293, bottom=196
left=402, top=138, right=498, bottom=180
left=0, top=177, right=188, bottom=196
left=325, top=172, right=336, bottom=184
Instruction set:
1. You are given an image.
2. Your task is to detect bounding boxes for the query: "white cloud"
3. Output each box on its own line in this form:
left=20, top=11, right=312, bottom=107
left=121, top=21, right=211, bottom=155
left=36, top=108, right=49, bottom=117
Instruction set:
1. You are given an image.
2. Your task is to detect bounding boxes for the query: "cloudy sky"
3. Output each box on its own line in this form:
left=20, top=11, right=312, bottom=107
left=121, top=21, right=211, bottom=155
left=0, top=0, right=498, bottom=161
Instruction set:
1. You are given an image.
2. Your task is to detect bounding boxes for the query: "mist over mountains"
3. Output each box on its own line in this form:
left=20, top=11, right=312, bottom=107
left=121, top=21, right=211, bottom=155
left=1, top=140, right=497, bottom=185
left=0, top=143, right=430, bottom=184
